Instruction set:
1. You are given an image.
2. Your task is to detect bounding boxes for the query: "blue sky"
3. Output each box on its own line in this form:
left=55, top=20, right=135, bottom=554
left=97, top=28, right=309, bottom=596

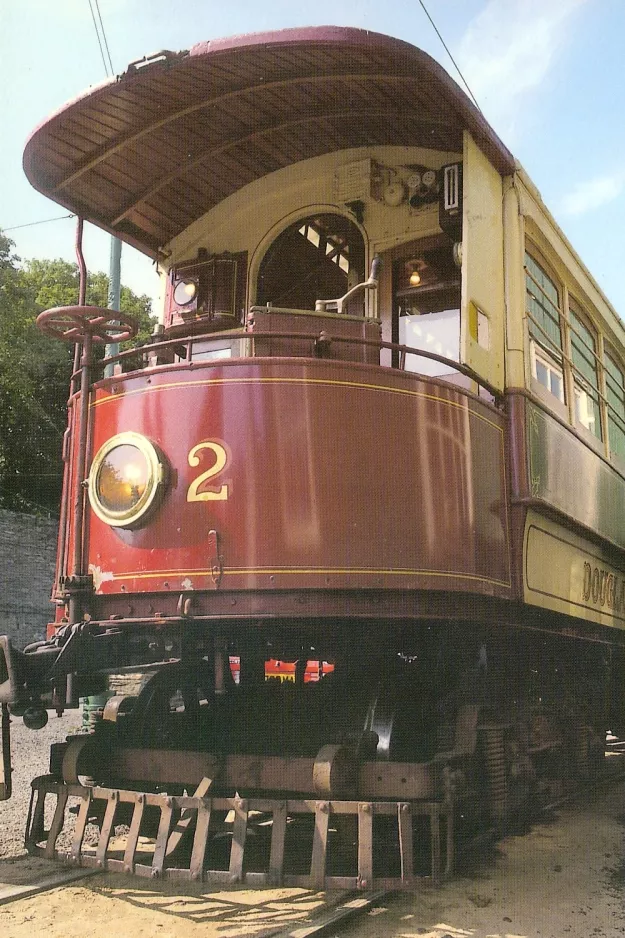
left=1, top=0, right=624, bottom=316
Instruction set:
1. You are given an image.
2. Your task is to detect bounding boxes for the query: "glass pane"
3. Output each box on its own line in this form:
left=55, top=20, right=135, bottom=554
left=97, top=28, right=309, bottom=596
left=535, top=357, right=549, bottom=389
left=399, top=310, right=460, bottom=376
left=531, top=343, right=565, bottom=403
left=570, top=309, right=601, bottom=439
left=525, top=253, right=562, bottom=355
left=550, top=371, right=563, bottom=401
left=606, top=352, right=625, bottom=459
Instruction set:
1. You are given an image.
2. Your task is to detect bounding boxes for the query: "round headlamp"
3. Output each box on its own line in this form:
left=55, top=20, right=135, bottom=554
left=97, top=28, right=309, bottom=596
left=88, top=432, right=168, bottom=528
left=173, top=279, right=198, bottom=306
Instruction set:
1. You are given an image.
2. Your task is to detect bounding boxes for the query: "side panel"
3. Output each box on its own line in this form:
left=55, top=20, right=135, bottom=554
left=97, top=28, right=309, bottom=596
left=527, top=401, right=625, bottom=551
left=508, top=390, right=625, bottom=630
left=460, top=132, right=506, bottom=392
left=83, top=359, right=511, bottom=599
left=524, top=510, right=625, bottom=630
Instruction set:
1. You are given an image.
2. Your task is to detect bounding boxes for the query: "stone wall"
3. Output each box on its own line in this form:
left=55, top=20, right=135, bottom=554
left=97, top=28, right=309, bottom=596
left=0, top=509, right=58, bottom=646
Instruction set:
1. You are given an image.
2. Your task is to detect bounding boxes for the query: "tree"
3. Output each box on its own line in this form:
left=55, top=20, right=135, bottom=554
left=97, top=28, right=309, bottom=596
left=20, top=259, right=155, bottom=340
left=0, top=236, right=156, bottom=514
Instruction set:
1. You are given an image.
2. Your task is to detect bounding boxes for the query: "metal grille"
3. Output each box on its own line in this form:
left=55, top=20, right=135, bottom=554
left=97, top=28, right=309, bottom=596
left=26, top=776, right=453, bottom=889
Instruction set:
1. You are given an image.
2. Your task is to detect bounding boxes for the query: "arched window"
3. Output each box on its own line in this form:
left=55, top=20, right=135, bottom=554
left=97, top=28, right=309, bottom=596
left=257, top=213, right=365, bottom=314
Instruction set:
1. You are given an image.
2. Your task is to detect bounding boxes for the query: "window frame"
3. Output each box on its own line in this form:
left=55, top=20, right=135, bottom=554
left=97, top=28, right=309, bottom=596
left=568, top=302, right=603, bottom=442
left=525, top=249, right=569, bottom=419
left=523, top=244, right=624, bottom=457
left=604, top=345, right=625, bottom=466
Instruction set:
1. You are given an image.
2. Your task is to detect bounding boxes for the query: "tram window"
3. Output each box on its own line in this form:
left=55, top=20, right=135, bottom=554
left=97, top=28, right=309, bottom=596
left=525, top=252, right=566, bottom=403
left=605, top=350, right=625, bottom=461
left=570, top=306, right=602, bottom=440
left=531, top=343, right=564, bottom=402
left=192, top=341, right=233, bottom=361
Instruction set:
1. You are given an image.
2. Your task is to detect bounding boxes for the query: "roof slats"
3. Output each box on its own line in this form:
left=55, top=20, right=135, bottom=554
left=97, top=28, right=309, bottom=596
left=23, top=26, right=514, bottom=257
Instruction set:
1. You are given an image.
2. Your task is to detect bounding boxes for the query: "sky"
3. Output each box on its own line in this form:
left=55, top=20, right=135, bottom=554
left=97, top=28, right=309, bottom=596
left=1, top=0, right=624, bottom=316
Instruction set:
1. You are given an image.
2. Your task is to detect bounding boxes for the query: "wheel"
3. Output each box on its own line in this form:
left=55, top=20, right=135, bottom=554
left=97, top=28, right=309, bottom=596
left=36, top=305, right=138, bottom=344
left=118, top=661, right=216, bottom=749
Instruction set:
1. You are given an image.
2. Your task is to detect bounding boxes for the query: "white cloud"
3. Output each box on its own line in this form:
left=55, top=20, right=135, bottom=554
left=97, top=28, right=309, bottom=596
left=561, top=173, right=624, bottom=216
left=457, top=0, right=590, bottom=130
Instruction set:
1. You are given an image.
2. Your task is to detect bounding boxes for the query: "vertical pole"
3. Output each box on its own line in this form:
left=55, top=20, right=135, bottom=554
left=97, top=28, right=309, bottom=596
left=57, top=218, right=88, bottom=586
left=0, top=704, right=12, bottom=800
left=70, top=216, right=89, bottom=583
left=72, top=328, right=93, bottom=582
left=104, top=236, right=122, bottom=377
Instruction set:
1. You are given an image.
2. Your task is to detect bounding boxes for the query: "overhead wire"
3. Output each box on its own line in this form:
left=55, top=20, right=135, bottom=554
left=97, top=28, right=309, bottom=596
left=4, top=214, right=75, bottom=232
left=93, top=0, right=115, bottom=75
left=88, top=0, right=114, bottom=77
left=417, top=0, right=483, bottom=114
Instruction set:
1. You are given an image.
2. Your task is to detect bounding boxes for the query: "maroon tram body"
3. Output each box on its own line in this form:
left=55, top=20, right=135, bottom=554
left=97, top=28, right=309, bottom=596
left=82, top=358, right=510, bottom=604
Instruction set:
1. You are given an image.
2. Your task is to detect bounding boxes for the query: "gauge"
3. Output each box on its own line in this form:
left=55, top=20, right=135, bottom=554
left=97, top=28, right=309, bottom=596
left=88, top=432, right=168, bottom=528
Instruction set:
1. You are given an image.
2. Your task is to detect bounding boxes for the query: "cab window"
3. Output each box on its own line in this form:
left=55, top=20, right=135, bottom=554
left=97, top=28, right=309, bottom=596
left=395, top=244, right=461, bottom=378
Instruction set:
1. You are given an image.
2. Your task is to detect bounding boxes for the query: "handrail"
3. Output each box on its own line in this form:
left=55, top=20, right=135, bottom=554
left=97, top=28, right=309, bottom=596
left=95, top=327, right=503, bottom=402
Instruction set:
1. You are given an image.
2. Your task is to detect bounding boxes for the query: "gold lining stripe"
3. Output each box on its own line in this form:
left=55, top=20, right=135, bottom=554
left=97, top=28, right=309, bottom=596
left=92, top=375, right=504, bottom=433
left=104, top=567, right=512, bottom=589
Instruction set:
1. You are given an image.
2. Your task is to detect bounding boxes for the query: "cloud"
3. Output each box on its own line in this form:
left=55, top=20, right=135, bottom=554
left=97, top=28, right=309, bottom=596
left=457, top=0, right=590, bottom=130
left=561, top=173, right=624, bottom=216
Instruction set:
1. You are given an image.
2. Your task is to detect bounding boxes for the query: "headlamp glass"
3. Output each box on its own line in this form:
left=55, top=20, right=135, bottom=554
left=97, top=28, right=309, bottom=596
left=88, top=433, right=167, bottom=528
left=173, top=279, right=198, bottom=306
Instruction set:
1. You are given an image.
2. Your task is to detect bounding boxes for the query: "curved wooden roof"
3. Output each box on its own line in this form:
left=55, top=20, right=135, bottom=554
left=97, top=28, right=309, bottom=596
left=23, top=26, right=515, bottom=257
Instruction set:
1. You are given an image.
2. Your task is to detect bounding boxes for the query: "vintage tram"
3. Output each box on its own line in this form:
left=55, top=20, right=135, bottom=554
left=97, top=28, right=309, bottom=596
left=1, top=26, right=625, bottom=888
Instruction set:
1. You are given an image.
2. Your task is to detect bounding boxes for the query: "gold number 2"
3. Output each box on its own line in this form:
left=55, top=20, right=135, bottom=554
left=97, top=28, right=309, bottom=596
left=187, top=441, right=229, bottom=502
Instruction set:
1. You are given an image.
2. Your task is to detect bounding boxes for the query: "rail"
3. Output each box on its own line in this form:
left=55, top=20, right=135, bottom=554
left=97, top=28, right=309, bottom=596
left=95, top=328, right=503, bottom=404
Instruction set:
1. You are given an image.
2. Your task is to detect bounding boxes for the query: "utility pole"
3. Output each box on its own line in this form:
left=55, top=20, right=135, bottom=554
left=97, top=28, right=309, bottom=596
left=104, top=236, right=122, bottom=377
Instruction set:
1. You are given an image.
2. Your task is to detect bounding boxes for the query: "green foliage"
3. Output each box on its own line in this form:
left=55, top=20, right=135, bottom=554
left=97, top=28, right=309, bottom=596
left=0, top=234, right=156, bottom=514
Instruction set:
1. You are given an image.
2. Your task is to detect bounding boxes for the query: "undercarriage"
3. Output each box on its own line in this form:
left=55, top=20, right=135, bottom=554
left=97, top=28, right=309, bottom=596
left=4, top=617, right=614, bottom=889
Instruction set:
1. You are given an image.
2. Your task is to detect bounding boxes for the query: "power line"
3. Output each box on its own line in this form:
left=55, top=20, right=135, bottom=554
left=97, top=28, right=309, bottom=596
left=94, top=0, right=115, bottom=75
left=88, top=0, right=114, bottom=77
left=417, top=0, right=482, bottom=114
left=4, top=214, right=75, bottom=232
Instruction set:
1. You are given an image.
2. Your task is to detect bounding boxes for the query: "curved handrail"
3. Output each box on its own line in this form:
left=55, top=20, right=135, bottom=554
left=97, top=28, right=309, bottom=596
left=95, top=327, right=503, bottom=403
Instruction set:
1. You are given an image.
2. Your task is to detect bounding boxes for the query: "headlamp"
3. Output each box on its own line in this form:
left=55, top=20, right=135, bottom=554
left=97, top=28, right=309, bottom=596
left=173, top=279, right=198, bottom=306
left=88, top=432, right=168, bottom=528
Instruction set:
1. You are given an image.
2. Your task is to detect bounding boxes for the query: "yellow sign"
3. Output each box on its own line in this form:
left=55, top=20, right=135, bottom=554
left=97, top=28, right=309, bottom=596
left=524, top=510, right=625, bottom=629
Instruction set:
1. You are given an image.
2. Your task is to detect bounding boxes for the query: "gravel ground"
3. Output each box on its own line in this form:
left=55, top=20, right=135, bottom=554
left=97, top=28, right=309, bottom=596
left=0, top=709, right=82, bottom=858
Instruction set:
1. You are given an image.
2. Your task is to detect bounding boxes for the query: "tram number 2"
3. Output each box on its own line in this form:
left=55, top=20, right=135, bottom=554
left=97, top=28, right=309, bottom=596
left=187, top=441, right=229, bottom=502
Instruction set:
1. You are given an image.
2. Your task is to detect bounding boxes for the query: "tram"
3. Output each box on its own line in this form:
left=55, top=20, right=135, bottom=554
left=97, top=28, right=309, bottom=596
left=1, top=26, right=624, bottom=887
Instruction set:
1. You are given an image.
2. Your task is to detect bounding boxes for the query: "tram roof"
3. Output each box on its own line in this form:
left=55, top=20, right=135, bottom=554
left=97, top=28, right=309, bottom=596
left=23, top=26, right=515, bottom=258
